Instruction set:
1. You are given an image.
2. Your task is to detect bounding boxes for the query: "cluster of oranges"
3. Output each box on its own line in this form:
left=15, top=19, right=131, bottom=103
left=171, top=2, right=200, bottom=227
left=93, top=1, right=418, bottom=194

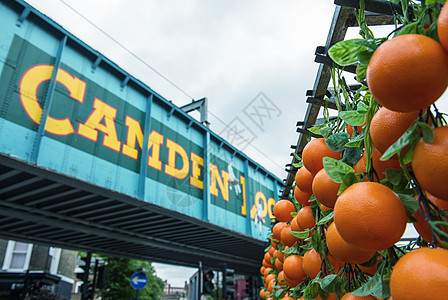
left=259, top=2, right=448, bottom=300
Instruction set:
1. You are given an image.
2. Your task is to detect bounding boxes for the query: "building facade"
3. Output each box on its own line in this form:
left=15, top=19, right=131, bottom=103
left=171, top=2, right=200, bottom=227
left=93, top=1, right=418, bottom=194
left=0, top=239, right=77, bottom=299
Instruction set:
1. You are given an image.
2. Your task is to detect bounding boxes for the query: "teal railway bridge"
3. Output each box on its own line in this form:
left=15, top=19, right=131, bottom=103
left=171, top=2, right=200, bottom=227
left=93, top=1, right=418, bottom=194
left=0, top=0, right=283, bottom=274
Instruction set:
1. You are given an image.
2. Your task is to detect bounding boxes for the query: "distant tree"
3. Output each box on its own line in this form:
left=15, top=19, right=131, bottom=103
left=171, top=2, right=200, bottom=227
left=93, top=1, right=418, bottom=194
left=95, top=256, right=164, bottom=300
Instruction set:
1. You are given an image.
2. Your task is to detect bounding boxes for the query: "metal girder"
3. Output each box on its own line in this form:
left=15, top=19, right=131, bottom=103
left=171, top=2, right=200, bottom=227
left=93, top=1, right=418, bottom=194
left=0, top=203, right=257, bottom=268
left=0, top=153, right=265, bottom=274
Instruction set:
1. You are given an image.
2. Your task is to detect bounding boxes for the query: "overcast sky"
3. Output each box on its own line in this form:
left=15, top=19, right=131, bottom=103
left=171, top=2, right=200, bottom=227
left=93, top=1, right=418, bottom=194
left=22, top=0, right=435, bottom=288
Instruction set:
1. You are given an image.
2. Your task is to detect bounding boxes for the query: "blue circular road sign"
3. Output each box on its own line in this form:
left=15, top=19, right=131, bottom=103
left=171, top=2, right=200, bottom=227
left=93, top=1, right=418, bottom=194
left=131, top=271, right=148, bottom=290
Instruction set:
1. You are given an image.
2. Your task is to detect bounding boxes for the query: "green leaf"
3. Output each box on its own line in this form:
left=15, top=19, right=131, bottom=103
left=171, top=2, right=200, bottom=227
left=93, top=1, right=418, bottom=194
left=385, top=168, right=402, bottom=186
left=311, top=230, right=322, bottom=252
left=357, top=102, right=369, bottom=114
left=283, top=245, right=300, bottom=254
left=380, top=123, right=418, bottom=161
left=358, top=49, right=374, bottom=65
left=360, top=254, right=380, bottom=268
left=325, top=132, right=350, bottom=152
left=339, top=110, right=366, bottom=126
left=320, top=275, right=341, bottom=294
left=290, top=230, right=311, bottom=239
left=300, top=243, right=314, bottom=251
left=342, top=146, right=363, bottom=165
left=338, top=172, right=358, bottom=195
left=396, top=22, right=417, bottom=36
left=397, top=193, right=419, bottom=217
left=351, top=272, right=383, bottom=297
left=356, top=63, right=368, bottom=82
left=303, top=281, right=320, bottom=300
left=317, top=211, right=334, bottom=225
left=323, top=157, right=355, bottom=183
left=402, top=134, right=420, bottom=165
left=309, top=126, right=322, bottom=135
left=345, top=132, right=365, bottom=148
left=353, top=38, right=384, bottom=51
left=418, top=121, right=434, bottom=143
left=320, top=127, right=333, bottom=139
left=328, top=39, right=367, bottom=66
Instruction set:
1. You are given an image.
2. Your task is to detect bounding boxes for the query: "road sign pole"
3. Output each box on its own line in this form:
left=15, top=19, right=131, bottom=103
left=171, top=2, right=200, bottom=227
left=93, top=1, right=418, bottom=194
left=136, top=289, right=139, bottom=300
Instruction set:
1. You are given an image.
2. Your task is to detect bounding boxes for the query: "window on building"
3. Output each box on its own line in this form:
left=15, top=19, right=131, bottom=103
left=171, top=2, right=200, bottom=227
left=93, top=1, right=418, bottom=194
left=2, top=240, right=33, bottom=272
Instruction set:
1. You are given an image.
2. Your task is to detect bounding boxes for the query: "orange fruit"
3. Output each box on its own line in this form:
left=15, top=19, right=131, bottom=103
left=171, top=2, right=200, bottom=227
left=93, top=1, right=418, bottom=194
left=412, top=126, right=448, bottom=200
left=275, top=257, right=283, bottom=271
left=438, top=1, right=448, bottom=52
left=277, top=271, right=287, bottom=286
left=264, top=252, right=273, bottom=265
left=340, top=292, right=376, bottom=299
left=264, top=267, right=273, bottom=277
left=260, top=289, right=267, bottom=299
left=312, top=167, right=341, bottom=208
left=273, top=199, right=296, bottom=222
left=390, top=247, right=448, bottom=299
left=321, top=203, right=333, bottom=211
left=290, top=215, right=302, bottom=232
left=283, top=271, right=301, bottom=288
left=326, top=222, right=376, bottom=264
left=295, top=166, right=314, bottom=193
left=280, top=224, right=298, bottom=247
left=413, top=193, right=448, bottom=246
left=353, top=146, right=401, bottom=181
left=267, top=279, right=275, bottom=293
left=262, top=259, right=272, bottom=268
left=367, top=34, right=448, bottom=112
left=296, top=206, right=316, bottom=230
left=302, top=248, right=341, bottom=279
left=370, top=106, right=419, bottom=155
left=302, top=138, right=342, bottom=176
left=260, top=266, right=266, bottom=275
left=272, top=222, right=287, bottom=241
left=283, top=254, right=307, bottom=283
left=294, top=186, right=313, bottom=206
left=323, top=294, right=339, bottom=300
left=334, top=182, right=407, bottom=251
left=265, top=273, right=275, bottom=286
left=347, top=120, right=366, bottom=137
left=268, top=246, right=275, bottom=257
left=271, top=238, right=279, bottom=249
left=274, top=249, right=285, bottom=263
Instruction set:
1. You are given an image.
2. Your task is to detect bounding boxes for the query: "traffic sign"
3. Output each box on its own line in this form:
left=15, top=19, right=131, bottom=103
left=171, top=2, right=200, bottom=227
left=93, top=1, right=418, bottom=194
left=130, top=272, right=148, bottom=290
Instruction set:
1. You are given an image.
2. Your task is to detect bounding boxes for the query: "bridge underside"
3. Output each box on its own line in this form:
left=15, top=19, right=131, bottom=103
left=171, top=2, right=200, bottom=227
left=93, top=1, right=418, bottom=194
left=0, top=154, right=266, bottom=274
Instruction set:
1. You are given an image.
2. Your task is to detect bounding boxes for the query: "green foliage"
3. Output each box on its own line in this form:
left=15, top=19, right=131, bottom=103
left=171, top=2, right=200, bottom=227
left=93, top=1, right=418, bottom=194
left=323, top=157, right=355, bottom=183
left=269, top=1, right=448, bottom=299
left=98, top=256, right=165, bottom=300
